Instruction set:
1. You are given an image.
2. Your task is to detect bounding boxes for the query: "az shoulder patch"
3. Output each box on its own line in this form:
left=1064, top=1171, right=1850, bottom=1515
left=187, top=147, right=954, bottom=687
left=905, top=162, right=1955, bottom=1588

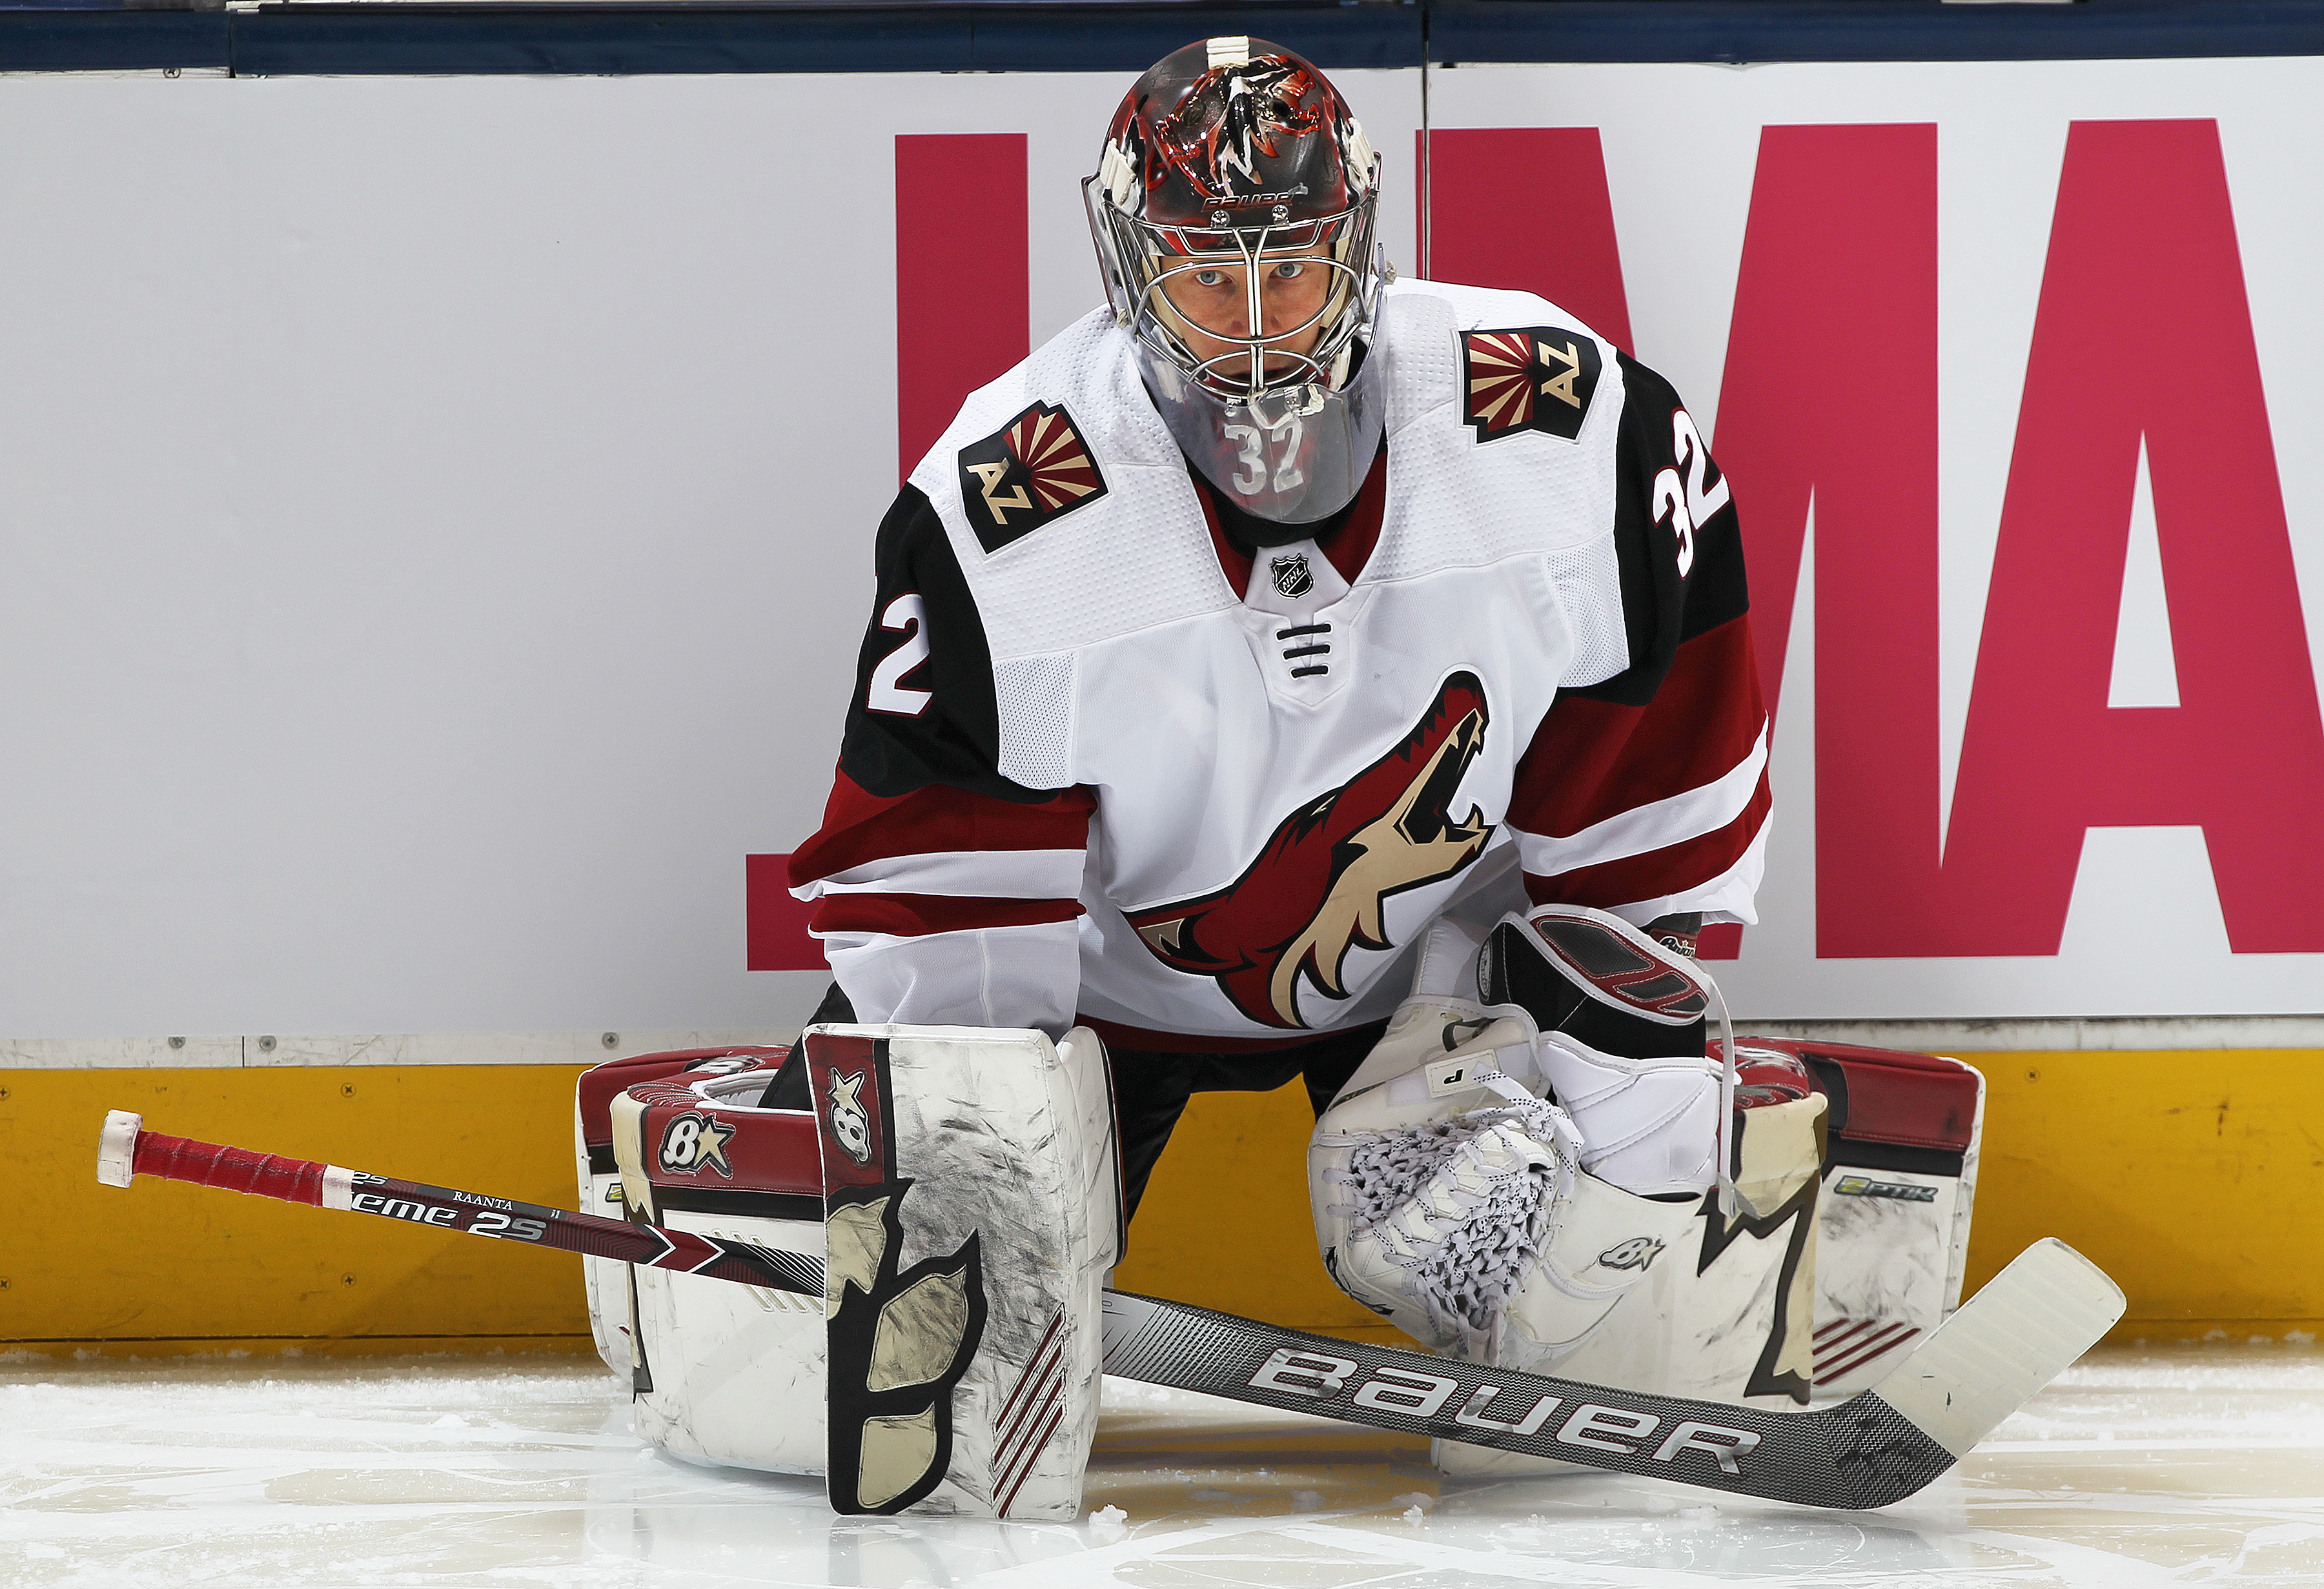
left=1460, top=327, right=1603, bottom=444
left=957, top=402, right=1109, bottom=553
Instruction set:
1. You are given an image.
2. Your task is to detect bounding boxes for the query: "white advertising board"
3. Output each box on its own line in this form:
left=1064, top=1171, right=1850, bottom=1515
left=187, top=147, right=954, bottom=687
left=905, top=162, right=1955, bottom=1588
left=0, top=57, right=2316, bottom=1046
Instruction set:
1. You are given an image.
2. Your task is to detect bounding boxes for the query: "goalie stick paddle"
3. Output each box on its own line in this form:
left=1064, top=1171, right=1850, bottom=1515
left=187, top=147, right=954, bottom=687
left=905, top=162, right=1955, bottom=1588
left=1103, top=1235, right=2123, bottom=1509
left=95, top=1109, right=2123, bottom=1508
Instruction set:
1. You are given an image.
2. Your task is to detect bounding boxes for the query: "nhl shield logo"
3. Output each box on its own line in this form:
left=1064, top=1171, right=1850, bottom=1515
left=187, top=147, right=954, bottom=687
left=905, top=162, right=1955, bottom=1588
left=1269, top=553, right=1314, bottom=600
left=957, top=402, right=1109, bottom=554
left=1461, top=327, right=1603, bottom=443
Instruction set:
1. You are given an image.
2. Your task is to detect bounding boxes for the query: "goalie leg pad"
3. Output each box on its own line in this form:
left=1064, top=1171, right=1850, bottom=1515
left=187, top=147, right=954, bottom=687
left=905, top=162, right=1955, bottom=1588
left=806, top=1023, right=1119, bottom=1521
left=574, top=1046, right=798, bottom=1384
left=574, top=1031, right=1121, bottom=1517
left=1788, top=1042, right=1985, bottom=1393
left=608, top=1053, right=831, bottom=1475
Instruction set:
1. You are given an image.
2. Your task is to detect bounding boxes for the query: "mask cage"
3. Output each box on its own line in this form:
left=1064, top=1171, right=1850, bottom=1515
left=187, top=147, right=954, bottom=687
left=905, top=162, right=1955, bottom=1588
left=1085, top=172, right=1385, bottom=414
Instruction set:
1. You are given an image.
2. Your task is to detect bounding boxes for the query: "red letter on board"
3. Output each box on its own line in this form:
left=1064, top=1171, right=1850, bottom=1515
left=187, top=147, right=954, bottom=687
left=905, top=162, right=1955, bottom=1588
left=1938, top=119, right=2324, bottom=954
left=1709, top=124, right=1942, bottom=958
left=1421, top=127, right=1633, bottom=352
left=895, top=134, right=1030, bottom=482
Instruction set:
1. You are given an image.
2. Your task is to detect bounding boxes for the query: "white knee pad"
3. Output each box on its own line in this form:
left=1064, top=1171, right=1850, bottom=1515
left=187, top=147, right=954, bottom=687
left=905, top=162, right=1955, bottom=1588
left=802, top=1024, right=1119, bottom=1520
left=593, top=1050, right=833, bottom=1477
left=573, top=1045, right=804, bottom=1397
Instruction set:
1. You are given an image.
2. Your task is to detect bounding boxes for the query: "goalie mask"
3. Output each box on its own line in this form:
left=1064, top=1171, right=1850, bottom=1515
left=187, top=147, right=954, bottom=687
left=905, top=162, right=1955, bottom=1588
left=1086, top=36, right=1387, bottom=535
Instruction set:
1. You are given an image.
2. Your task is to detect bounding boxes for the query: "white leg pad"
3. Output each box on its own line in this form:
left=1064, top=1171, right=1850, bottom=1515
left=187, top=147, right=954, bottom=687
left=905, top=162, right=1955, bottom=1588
left=805, top=1023, right=1119, bottom=1520
left=613, top=1067, right=829, bottom=1477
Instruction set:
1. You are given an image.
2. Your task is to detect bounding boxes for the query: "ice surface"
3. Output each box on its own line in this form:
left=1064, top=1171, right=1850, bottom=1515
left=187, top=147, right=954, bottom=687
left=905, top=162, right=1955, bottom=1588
left=1, top=1343, right=2320, bottom=1586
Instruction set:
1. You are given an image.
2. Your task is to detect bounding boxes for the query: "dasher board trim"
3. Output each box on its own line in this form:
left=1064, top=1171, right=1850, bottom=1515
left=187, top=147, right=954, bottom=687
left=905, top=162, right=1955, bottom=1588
left=1736, top=1015, right=2324, bottom=1053
left=10, top=2, right=2324, bottom=78
left=0, top=1029, right=800, bottom=1070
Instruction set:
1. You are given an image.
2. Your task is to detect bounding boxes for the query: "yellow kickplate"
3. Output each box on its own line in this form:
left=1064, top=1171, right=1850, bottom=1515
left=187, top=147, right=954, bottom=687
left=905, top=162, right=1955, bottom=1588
left=12, top=1046, right=2324, bottom=1353
left=5, top=1065, right=594, bottom=1348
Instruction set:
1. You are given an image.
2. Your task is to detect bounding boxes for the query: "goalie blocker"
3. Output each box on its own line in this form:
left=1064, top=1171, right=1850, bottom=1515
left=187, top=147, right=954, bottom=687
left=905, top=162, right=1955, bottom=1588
left=571, top=1025, right=1121, bottom=1519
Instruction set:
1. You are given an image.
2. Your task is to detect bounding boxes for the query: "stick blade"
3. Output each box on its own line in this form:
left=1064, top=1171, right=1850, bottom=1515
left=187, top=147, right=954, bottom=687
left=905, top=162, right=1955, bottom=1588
left=96, top=1110, right=144, bottom=1188
left=1866, top=1237, right=2125, bottom=1459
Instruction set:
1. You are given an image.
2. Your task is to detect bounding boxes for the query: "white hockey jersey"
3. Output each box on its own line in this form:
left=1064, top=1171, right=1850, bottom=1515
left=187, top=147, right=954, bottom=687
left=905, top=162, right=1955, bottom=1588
left=790, top=279, right=1769, bottom=1049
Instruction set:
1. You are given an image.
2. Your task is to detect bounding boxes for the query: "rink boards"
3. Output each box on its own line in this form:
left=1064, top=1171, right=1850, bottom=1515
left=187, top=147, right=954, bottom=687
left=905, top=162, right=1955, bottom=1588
left=5, top=1046, right=2319, bottom=1354
left=1, top=45, right=2321, bottom=1353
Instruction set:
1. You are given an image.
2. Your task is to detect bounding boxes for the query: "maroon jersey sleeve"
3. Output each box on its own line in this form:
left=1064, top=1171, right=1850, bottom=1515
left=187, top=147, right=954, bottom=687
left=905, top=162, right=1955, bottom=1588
left=1507, top=354, right=1771, bottom=922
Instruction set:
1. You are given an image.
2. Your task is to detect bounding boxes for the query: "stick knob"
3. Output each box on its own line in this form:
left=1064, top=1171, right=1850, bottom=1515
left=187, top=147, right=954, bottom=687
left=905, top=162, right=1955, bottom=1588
left=97, top=1109, right=145, bottom=1188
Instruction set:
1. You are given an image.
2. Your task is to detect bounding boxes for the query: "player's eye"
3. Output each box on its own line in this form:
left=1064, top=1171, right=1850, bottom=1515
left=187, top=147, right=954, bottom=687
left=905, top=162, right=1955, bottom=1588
left=1271, top=261, right=1309, bottom=280
left=1191, top=268, right=1228, bottom=288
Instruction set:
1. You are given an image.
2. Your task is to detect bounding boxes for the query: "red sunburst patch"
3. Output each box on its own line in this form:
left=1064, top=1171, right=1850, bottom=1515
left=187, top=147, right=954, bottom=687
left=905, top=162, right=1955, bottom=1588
left=1460, top=326, right=1603, bottom=444
left=958, top=401, right=1111, bottom=554
left=1007, top=407, right=1105, bottom=512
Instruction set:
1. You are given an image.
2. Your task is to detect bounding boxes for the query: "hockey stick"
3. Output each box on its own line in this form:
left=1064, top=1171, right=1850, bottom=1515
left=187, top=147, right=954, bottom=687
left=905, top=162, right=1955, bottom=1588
left=95, top=1109, right=2122, bottom=1508
left=94, top=1110, right=821, bottom=1297
left=1101, top=1235, right=2121, bottom=1509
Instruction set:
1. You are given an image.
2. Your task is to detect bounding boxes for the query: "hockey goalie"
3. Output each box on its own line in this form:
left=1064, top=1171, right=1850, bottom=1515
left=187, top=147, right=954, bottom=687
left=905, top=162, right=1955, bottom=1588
left=564, top=35, right=1988, bottom=1516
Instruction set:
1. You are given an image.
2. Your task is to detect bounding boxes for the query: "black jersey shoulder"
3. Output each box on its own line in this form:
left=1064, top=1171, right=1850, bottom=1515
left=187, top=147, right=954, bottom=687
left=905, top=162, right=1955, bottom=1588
left=837, top=485, right=1058, bottom=804
left=1570, top=352, right=1751, bottom=707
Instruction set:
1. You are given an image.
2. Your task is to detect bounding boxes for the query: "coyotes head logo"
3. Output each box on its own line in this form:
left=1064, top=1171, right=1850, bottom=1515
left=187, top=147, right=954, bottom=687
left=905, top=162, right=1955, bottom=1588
left=1128, top=674, right=1493, bottom=1028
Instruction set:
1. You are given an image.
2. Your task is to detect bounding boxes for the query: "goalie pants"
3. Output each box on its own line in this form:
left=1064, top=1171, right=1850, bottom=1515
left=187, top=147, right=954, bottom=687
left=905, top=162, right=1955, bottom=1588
left=786, top=983, right=1381, bottom=1219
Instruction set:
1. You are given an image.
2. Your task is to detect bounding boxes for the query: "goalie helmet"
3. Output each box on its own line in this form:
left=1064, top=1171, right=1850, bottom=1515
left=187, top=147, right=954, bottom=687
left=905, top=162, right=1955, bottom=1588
left=1085, top=36, right=1388, bottom=534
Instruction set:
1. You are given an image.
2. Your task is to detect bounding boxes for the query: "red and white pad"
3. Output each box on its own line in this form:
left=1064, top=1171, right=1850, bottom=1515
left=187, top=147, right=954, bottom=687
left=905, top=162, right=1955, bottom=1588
left=1780, top=1041, right=1985, bottom=1394
left=593, top=1048, right=830, bottom=1476
left=571, top=1026, right=1119, bottom=1520
left=573, top=1046, right=798, bottom=1388
left=802, top=1024, right=1120, bottom=1519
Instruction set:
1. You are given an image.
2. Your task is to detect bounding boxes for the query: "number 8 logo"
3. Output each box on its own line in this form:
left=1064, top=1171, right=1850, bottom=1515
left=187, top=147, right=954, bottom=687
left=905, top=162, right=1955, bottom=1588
left=659, top=1115, right=700, bottom=1170
left=655, top=1110, right=735, bottom=1179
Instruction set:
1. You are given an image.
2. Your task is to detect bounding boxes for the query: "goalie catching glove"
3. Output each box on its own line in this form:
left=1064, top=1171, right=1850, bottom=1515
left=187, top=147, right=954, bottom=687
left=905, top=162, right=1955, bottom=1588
left=1310, top=904, right=1762, bottom=1375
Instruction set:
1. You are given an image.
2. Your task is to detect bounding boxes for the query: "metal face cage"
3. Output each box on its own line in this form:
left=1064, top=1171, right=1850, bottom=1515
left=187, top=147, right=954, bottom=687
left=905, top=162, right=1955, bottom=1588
left=1085, top=166, right=1390, bottom=530
left=1084, top=173, right=1385, bottom=416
